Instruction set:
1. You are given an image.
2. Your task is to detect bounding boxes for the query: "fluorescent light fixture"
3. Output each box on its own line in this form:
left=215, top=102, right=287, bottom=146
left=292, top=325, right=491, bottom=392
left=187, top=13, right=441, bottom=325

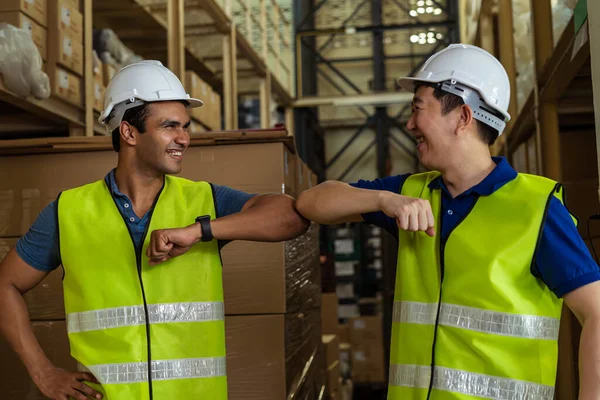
left=426, top=7, right=434, bottom=13
left=410, top=35, right=419, bottom=43
left=434, top=8, right=442, bottom=15
left=409, top=10, right=418, bottom=17
left=417, top=7, right=425, bottom=13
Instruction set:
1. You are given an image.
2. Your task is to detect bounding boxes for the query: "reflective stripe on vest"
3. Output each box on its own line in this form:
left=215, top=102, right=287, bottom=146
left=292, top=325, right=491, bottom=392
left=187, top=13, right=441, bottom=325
left=389, top=364, right=555, bottom=400
left=67, top=302, right=224, bottom=333
left=78, top=357, right=226, bottom=385
left=393, top=301, right=559, bottom=340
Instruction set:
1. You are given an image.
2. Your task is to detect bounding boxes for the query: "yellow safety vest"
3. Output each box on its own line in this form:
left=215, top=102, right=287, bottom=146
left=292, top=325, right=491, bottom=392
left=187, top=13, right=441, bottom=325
left=388, top=171, right=568, bottom=400
left=58, top=175, right=227, bottom=400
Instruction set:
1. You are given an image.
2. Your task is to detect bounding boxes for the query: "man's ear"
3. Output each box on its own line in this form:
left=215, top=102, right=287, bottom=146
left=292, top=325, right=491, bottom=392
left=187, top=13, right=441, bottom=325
left=120, top=121, right=137, bottom=147
left=456, top=104, right=475, bottom=135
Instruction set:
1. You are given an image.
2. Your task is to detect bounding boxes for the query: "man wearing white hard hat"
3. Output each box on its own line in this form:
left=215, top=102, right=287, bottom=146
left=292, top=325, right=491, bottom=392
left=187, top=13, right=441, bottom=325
left=297, top=44, right=600, bottom=399
left=0, top=60, right=309, bottom=400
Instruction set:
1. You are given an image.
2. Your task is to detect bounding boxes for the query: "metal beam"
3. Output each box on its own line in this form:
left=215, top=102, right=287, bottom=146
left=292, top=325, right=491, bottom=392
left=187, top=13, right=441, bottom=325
left=299, top=21, right=457, bottom=35
left=326, top=119, right=371, bottom=169
left=372, top=0, right=388, bottom=178
left=316, top=68, right=370, bottom=117
left=338, top=138, right=376, bottom=181
left=317, top=52, right=435, bottom=64
left=317, top=0, right=369, bottom=52
left=296, top=0, right=328, bottom=31
left=301, top=38, right=363, bottom=94
left=390, top=134, right=418, bottom=162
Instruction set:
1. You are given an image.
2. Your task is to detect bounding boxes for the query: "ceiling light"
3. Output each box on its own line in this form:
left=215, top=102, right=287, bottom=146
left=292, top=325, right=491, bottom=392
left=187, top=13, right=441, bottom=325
left=410, top=35, right=419, bottom=43
left=409, top=10, right=418, bottom=17
left=436, top=33, right=443, bottom=39
left=427, top=32, right=435, bottom=37
left=419, top=32, right=426, bottom=38
left=417, top=7, right=425, bottom=13
left=426, top=7, right=434, bottom=13
left=419, top=38, right=426, bottom=44
left=417, top=0, right=425, bottom=6
left=427, top=37, right=436, bottom=43
left=425, top=0, right=433, bottom=5
left=384, top=36, right=392, bottom=44
left=434, top=8, right=442, bottom=15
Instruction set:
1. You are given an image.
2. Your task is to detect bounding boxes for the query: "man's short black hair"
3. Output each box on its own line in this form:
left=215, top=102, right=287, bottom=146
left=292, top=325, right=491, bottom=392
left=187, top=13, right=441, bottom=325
left=111, top=103, right=151, bottom=152
left=110, top=100, right=189, bottom=152
left=414, top=82, right=499, bottom=146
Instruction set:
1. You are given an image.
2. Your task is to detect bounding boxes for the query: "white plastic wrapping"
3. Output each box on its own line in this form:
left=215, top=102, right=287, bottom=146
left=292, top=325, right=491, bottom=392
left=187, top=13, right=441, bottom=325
left=96, top=29, right=143, bottom=69
left=0, top=23, right=50, bottom=99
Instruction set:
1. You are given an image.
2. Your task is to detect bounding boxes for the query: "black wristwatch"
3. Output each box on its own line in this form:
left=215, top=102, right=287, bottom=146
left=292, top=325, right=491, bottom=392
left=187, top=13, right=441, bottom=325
left=195, top=215, right=213, bottom=242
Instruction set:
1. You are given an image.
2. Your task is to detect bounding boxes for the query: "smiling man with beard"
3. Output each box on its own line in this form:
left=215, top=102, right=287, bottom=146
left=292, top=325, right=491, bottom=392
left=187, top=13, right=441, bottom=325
left=0, top=60, right=308, bottom=400
left=296, top=44, right=600, bottom=399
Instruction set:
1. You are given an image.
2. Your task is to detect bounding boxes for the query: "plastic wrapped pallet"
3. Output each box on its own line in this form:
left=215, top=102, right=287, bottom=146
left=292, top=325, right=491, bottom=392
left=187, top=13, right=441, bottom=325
left=0, top=23, right=49, bottom=98
left=285, top=222, right=322, bottom=313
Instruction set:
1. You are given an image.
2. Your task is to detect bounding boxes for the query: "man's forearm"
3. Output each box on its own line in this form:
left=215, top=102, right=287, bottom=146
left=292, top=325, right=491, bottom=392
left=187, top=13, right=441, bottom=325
left=0, top=283, right=53, bottom=383
left=579, top=317, right=600, bottom=399
left=296, top=181, right=384, bottom=224
left=210, top=194, right=309, bottom=242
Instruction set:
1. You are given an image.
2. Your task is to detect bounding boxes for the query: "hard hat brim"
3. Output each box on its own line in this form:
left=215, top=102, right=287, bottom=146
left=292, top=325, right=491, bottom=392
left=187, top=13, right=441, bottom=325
left=397, top=76, right=434, bottom=94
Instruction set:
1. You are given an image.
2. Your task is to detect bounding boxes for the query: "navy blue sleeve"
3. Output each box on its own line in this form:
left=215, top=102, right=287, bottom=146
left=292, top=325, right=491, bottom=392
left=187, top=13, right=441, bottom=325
left=15, top=201, right=61, bottom=272
left=533, top=196, right=600, bottom=298
left=349, top=174, right=411, bottom=238
left=212, top=184, right=256, bottom=218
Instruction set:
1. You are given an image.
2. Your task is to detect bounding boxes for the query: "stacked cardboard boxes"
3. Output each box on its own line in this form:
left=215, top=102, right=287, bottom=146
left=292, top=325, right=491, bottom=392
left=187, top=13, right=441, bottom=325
left=323, top=334, right=342, bottom=398
left=0, top=0, right=48, bottom=62
left=0, top=136, right=323, bottom=399
left=348, top=316, right=386, bottom=383
left=45, top=0, right=83, bottom=107
left=92, top=53, right=105, bottom=113
left=185, top=70, right=222, bottom=131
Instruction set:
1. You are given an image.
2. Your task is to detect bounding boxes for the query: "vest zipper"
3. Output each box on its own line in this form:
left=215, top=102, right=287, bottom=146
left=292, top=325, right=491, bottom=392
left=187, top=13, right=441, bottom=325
left=107, top=180, right=164, bottom=400
left=426, top=195, right=480, bottom=400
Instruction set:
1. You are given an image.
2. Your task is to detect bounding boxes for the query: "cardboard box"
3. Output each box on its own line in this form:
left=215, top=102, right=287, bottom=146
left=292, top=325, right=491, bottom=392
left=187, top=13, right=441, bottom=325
left=209, top=90, right=221, bottom=130
left=0, top=0, right=47, bottom=27
left=226, top=314, right=286, bottom=399
left=226, top=310, right=322, bottom=400
left=49, top=30, right=83, bottom=75
left=185, top=71, right=212, bottom=127
left=327, top=360, right=341, bottom=396
left=322, top=334, right=340, bottom=368
left=296, top=161, right=310, bottom=194
left=0, top=321, right=76, bottom=400
left=93, top=63, right=104, bottom=113
left=0, top=11, right=47, bottom=60
left=47, top=0, right=82, bottom=44
left=103, top=63, right=117, bottom=86
left=349, top=316, right=383, bottom=345
left=349, top=316, right=385, bottom=383
left=321, top=293, right=339, bottom=335
left=48, top=65, right=82, bottom=107
left=337, top=323, right=349, bottom=343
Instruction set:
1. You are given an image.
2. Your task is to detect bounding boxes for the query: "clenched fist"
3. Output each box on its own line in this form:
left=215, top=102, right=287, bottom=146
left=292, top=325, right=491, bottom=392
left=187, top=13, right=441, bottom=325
left=379, top=192, right=435, bottom=237
left=146, top=223, right=201, bottom=265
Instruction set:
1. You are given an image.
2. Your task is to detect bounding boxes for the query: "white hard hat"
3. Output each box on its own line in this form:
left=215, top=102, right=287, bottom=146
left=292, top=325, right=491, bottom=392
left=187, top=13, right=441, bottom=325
left=99, top=60, right=203, bottom=132
left=398, top=44, right=511, bottom=134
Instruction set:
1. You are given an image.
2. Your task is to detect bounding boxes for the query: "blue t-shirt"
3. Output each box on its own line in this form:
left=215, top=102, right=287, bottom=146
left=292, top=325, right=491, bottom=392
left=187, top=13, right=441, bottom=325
left=350, top=157, right=600, bottom=298
left=16, top=170, right=256, bottom=272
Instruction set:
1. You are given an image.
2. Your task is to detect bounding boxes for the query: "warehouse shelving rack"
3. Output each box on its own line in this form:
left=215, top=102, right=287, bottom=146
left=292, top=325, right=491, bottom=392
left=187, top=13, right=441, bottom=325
left=0, top=0, right=295, bottom=140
